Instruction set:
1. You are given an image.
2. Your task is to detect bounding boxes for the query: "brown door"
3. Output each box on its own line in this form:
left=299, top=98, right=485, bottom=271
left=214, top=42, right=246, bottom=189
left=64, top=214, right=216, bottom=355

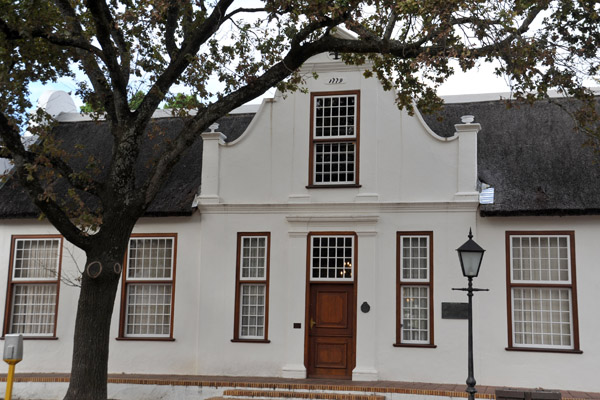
left=306, top=283, right=355, bottom=379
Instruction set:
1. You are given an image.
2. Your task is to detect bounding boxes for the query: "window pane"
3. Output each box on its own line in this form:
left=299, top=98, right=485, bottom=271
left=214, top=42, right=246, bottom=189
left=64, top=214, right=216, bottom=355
left=400, top=236, right=429, bottom=282
left=401, top=286, right=429, bottom=344
left=126, top=284, right=172, bottom=337
left=10, top=284, right=57, bottom=335
left=512, top=288, right=573, bottom=349
left=314, top=95, right=356, bottom=138
left=511, top=235, right=570, bottom=283
left=311, top=235, right=354, bottom=281
left=128, top=238, right=173, bottom=280
left=314, top=142, right=356, bottom=184
left=13, top=239, right=60, bottom=280
left=240, top=236, right=267, bottom=279
left=239, top=284, right=266, bottom=339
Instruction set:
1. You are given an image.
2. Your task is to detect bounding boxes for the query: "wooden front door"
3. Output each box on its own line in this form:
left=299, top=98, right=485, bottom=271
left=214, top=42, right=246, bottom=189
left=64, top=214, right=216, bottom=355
left=306, top=283, right=355, bottom=379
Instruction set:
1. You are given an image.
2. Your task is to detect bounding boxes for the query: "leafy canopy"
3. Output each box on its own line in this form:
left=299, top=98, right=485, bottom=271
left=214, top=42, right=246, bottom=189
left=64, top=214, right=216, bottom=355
left=1, top=0, right=598, bottom=248
left=1, top=2, right=598, bottom=399
left=0, top=0, right=598, bottom=247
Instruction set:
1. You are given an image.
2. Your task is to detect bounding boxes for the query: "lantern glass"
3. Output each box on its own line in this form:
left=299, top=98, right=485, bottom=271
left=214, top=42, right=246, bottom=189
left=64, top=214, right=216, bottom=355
left=458, top=250, right=484, bottom=277
left=456, top=230, right=485, bottom=278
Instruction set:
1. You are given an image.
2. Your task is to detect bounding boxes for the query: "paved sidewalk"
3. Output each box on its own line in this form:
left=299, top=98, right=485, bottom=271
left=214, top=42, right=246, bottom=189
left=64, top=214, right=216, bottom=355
left=1, top=373, right=599, bottom=400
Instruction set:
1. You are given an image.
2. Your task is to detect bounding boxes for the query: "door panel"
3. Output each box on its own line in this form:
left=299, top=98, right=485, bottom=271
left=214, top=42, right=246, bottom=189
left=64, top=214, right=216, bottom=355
left=307, top=284, right=355, bottom=379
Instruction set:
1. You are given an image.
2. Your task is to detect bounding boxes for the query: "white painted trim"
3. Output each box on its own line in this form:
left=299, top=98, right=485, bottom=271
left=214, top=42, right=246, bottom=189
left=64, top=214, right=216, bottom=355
left=198, top=201, right=478, bottom=214
left=412, top=106, right=458, bottom=142
left=281, top=364, right=306, bottom=379
left=352, top=367, right=379, bottom=381
left=225, top=99, right=273, bottom=146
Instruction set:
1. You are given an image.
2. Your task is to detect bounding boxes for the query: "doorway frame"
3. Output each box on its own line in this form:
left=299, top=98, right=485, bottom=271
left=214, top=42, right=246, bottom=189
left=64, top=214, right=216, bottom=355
left=304, top=231, right=358, bottom=379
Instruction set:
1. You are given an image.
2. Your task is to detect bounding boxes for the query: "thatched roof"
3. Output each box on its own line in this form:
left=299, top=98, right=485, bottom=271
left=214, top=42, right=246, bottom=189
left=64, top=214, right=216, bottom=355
left=1, top=97, right=599, bottom=219
left=0, top=113, right=253, bottom=218
left=423, top=97, right=600, bottom=216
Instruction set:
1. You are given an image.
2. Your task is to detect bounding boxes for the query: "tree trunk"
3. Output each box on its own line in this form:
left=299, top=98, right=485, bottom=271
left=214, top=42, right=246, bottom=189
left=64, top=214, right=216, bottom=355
left=63, top=249, right=123, bottom=400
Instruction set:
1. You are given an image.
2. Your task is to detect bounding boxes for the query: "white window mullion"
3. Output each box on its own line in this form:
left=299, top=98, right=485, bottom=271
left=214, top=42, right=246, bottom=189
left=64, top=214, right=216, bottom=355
left=509, top=233, right=576, bottom=350
left=124, top=236, right=175, bottom=338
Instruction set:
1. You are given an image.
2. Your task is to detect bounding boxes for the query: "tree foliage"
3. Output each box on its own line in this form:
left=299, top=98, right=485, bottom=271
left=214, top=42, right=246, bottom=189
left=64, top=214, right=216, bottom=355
left=0, top=1, right=599, bottom=399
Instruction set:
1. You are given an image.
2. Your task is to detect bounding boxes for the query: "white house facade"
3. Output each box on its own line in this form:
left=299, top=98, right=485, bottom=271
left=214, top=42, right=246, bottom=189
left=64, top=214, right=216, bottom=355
left=0, top=53, right=598, bottom=393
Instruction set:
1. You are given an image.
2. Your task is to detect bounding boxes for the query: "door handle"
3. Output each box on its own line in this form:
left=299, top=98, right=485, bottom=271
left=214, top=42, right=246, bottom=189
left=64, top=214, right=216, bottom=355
left=310, top=317, right=316, bottom=329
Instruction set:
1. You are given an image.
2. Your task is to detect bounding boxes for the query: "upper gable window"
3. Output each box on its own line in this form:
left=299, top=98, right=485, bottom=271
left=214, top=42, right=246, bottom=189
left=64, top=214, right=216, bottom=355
left=309, top=91, right=360, bottom=187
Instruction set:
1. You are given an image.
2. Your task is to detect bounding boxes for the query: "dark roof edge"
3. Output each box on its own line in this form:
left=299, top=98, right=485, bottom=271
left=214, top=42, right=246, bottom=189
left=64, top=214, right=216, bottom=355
left=480, top=208, right=600, bottom=217
left=0, top=209, right=195, bottom=221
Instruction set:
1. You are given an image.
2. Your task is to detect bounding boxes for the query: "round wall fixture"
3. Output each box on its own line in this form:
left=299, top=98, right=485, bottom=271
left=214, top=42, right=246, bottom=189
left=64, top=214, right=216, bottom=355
left=361, top=302, right=370, bottom=313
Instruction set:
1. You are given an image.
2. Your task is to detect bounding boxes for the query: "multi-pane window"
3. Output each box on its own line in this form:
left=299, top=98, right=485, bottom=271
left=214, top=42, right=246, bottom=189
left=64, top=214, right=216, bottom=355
left=4, top=236, right=62, bottom=337
left=309, top=92, right=360, bottom=186
left=233, top=233, right=270, bottom=341
left=120, top=234, right=176, bottom=339
left=310, top=235, right=355, bottom=281
left=396, top=232, right=434, bottom=346
left=507, top=232, right=580, bottom=351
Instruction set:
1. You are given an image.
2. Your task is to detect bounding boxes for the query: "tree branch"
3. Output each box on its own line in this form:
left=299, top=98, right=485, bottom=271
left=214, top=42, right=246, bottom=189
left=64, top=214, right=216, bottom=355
left=53, top=0, right=118, bottom=122
left=223, top=7, right=267, bottom=21
left=165, top=0, right=181, bottom=59
left=84, top=0, right=130, bottom=119
left=0, top=113, right=92, bottom=250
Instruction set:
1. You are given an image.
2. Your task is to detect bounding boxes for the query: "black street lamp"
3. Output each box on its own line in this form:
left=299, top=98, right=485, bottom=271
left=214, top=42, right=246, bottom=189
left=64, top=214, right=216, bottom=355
left=454, top=228, right=488, bottom=400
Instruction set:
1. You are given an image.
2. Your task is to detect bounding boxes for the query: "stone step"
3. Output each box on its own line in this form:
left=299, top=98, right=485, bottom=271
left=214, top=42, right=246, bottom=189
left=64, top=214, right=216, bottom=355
left=218, top=389, right=387, bottom=400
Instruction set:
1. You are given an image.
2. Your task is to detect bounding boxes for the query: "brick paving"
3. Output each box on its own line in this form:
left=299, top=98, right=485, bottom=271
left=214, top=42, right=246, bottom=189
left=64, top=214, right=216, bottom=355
left=1, top=373, right=599, bottom=399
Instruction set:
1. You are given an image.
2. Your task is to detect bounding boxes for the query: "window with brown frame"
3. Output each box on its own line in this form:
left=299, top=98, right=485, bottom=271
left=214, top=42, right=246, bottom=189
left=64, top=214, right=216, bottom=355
left=233, top=233, right=270, bottom=342
left=118, top=234, right=177, bottom=340
left=308, top=91, right=360, bottom=187
left=506, top=231, right=581, bottom=353
left=395, top=232, right=435, bottom=347
left=3, top=235, right=63, bottom=338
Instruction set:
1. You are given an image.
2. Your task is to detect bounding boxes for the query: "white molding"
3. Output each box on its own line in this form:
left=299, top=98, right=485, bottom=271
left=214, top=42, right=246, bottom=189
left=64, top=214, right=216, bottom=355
left=281, top=364, right=306, bottom=379
left=352, top=367, right=379, bottom=381
left=286, top=215, right=378, bottom=235
left=224, top=98, right=274, bottom=147
left=286, top=215, right=379, bottom=224
left=288, top=194, right=311, bottom=203
left=413, top=105, right=458, bottom=142
left=198, top=201, right=478, bottom=214
left=355, top=193, right=379, bottom=202
left=454, top=192, right=480, bottom=202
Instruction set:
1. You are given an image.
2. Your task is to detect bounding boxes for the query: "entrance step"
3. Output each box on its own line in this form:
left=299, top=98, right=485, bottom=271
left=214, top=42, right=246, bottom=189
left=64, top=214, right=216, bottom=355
left=216, top=389, right=387, bottom=400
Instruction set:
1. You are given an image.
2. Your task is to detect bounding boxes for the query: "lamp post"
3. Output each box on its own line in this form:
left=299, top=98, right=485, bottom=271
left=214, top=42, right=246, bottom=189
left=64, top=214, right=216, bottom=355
left=454, top=228, right=488, bottom=400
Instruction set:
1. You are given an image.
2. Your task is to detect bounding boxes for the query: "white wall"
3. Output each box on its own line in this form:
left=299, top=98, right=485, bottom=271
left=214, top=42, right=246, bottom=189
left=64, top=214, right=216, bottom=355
left=0, top=216, right=203, bottom=375
left=215, top=57, right=466, bottom=206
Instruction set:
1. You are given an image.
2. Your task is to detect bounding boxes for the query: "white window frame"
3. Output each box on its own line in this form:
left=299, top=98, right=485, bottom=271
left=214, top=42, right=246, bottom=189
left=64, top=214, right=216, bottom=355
left=506, top=232, right=580, bottom=352
left=309, top=91, right=360, bottom=186
left=120, top=234, right=176, bottom=339
left=233, top=233, right=270, bottom=342
left=396, top=232, right=435, bottom=347
left=309, top=234, right=355, bottom=282
left=4, top=236, right=62, bottom=338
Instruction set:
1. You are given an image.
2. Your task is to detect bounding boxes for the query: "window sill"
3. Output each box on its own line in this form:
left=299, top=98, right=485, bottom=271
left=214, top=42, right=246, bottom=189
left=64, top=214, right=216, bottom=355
left=306, top=184, right=362, bottom=189
left=505, top=346, right=582, bottom=354
left=231, top=339, right=271, bottom=343
left=116, top=337, right=175, bottom=342
left=1, top=336, right=58, bottom=340
left=393, top=343, right=436, bottom=348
